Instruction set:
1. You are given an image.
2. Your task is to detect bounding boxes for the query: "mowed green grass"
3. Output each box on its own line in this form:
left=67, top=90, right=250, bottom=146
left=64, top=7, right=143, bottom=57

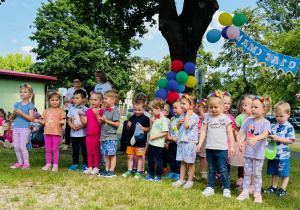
left=0, top=146, right=300, bottom=209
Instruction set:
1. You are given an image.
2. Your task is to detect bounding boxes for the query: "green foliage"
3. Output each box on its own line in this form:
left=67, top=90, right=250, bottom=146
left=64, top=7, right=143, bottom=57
left=30, top=0, right=136, bottom=101
left=127, top=113, right=132, bottom=120
left=0, top=53, right=33, bottom=72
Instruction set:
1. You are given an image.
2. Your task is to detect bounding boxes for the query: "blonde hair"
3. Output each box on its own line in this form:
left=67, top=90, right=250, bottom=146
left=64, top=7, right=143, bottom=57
left=148, top=97, right=165, bottom=110
left=207, top=90, right=223, bottom=106
left=91, top=92, right=103, bottom=101
left=274, top=101, right=290, bottom=114
left=252, top=94, right=272, bottom=114
left=20, top=85, right=35, bottom=105
left=104, top=89, right=120, bottom=103
left=94, top=71, right=108, bottom=83
left=182, top=93, right=197, bottom=105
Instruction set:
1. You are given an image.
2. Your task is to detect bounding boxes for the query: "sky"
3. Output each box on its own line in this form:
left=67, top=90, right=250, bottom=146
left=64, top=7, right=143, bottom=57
left=0, top=0, right=257, bottom=63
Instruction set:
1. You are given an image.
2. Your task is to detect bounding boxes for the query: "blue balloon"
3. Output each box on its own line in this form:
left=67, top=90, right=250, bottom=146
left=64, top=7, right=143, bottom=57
left=206, top=29, right=222, bottom=43
left=176, top=83, right=185, bottom=93
left=166, top=71, right=177, bottom=81
left=170, top=107, right=174, bottom=116
left=155, top=89, right=168, bottom=100
left=167, top=80, right=178, bottom=91
left=222, top=26, right=229, bottom=39
left=184, top=62, right=196, bottom=74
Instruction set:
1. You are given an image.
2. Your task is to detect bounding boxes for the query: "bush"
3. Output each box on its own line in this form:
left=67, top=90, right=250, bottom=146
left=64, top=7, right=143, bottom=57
left=127, top=113, right=132, bottom=120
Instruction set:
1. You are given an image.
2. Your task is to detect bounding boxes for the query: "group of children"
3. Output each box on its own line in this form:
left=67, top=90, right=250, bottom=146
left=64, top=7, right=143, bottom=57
left=3, top=78, right=295, bottom=203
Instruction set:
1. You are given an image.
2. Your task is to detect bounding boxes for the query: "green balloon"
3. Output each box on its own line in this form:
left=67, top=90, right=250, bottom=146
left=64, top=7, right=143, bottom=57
left=232, top=13, right=246, bottom=27
left=157, top=78, right=168, bottom=89
left=176, top=71, right=188, bottom=84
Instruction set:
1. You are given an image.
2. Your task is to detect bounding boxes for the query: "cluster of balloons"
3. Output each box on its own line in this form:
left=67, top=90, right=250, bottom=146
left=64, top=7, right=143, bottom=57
left=155, top=60, right=197, bottom=103
left=206, top=12, right=246, bottom=43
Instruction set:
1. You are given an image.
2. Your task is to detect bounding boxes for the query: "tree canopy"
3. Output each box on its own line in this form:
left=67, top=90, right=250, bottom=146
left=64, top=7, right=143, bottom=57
left=0, top=53, right=33, bottom=72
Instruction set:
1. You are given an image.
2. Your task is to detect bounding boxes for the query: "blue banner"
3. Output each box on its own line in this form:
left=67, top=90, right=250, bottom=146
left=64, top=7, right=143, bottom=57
left=229, top=31, right=300, bottom=77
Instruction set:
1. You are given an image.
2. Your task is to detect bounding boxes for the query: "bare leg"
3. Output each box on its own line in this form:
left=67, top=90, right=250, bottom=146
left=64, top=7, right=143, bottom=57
left=281, top=177, right=289, bottom=189
left=188, top=163, right=195, bottom=181
left=137, top=156, right=143, bottom=171
left=105, top=155, right=110, bottom=171
left=179, top=161, right=187, bottom=181
left=110, top=155, right=116, bottom=171
left=127, top=155, right=133, bottom=170
left=200, top=157, right=206, bottom=172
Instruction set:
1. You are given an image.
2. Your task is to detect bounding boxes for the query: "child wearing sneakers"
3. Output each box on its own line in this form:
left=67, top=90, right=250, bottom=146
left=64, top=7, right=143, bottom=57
left=236, top=95, right=272, bottom=203
left=144, top=98, right=169, bottom=181
left=98, top=90, right=121, bottom=177
left=162, top=103, right=171, bottom=174
left=172, top=94, right=199, bottom=188
left=165, top=99, right=183, bottom=181
left=67, top=89, right=89, bottom=171
left=262, top=102, right=295, bottom=197
left=122, top=99, right=150, bottom=178
left=196, top=91, right=235, bottom=198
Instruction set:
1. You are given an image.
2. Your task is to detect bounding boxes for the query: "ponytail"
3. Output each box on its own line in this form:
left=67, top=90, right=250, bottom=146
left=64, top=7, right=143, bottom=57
left=31, top=92, right=35, bottom=105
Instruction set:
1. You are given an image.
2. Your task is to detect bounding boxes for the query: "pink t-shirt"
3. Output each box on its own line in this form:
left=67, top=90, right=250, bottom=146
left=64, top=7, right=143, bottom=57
left=3, top=129, right=13, bottom=143
left=0, top=118, right=5, bottom=126
left=227, top=114, right=237, bottom=144
left=85, top=108, right=103, bottom=135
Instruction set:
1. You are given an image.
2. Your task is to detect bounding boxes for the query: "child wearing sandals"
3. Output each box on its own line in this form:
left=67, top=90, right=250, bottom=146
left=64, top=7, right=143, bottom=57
left=236, top=95, right=272, bottom=203
left=197, top=91, right=235, bottom=198
left=172, top=93, right=199, bottom=188
left=262, top=102, right=295, bottom=197
left=36, top=91, right=66, bottom=171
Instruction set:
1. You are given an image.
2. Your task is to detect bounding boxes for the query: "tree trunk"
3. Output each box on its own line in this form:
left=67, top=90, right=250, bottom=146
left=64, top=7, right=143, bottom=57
left=159, top=0, right=219, bottom=64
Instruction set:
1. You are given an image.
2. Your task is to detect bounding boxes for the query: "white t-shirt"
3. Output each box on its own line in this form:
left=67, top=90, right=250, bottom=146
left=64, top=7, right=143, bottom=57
left=66, top=87, right=87, bottom=111
left=94, top=83, right=112, bottom=95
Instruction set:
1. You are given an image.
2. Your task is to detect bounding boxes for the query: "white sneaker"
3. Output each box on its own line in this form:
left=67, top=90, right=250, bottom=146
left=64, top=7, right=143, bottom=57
left=172, top=180, right=186, bottom=187
left=183, top=181, right=194, bottom=189
left=202, top=187, right=214, bottom=196
left=90, top=168, right=99, bottom=175
left=83, top=168, right=92, bottom=174
left=223, top=189, right=231, bottom=198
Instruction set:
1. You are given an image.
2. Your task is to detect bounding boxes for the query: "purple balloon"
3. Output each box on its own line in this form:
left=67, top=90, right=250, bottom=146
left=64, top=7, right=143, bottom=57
left=176, top=83, right=185, bottom=93
left=222, top=26, right=229, bottom=39
left=184, top=62, right=196, bottom=74
left=226, top=25, right=240, bottom=39
left=167, top=80, right=178, bottom=91
left=155, top=89, right=168, bottom=100
left=167, top=71, right=177, bottom=81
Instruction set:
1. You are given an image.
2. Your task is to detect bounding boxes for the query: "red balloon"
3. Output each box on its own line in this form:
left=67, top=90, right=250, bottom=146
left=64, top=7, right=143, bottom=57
left=167, top=91, right=179, bottom=104
left=171, top=60, right=183, bottom=72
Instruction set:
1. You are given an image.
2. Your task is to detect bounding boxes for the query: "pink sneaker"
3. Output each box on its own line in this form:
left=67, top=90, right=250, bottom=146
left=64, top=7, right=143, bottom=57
left=52, top=164, right=58, bottom=171
left=42, top=164, right=52, bottom=171
left=236, top=177, right=243, bottom=186
left=236, top=190, right=249, bottom=201
left=21, top=163, right=30, bottom=169
left=254, top=193, right=263, bottom=203
left=10, top=163, right=22, bottom=169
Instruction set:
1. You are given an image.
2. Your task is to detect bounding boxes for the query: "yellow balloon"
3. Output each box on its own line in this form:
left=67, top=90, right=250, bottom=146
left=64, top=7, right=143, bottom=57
left=219, top=13, right=233, bottom=26
left=185, top=76, right=197, bottom=88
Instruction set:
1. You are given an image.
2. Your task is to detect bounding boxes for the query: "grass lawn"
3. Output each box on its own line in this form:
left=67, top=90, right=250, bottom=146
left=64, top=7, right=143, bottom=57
left=1, top=147, right=300, bottom=209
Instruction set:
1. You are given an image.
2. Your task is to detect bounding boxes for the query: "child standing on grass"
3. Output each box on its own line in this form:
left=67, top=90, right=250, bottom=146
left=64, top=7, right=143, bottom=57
left=0, top=120, right=13, bottom=148
left=67, top=89, right=89, bottom=171
left=122, top=99, right=150, bottom=179
left=10, top=83, right=35, bottom=169
left=162, top=103, right=171, bottom=174
left=165, top=99, right=183, bottom=181
left=236, top=95, right=272, bottom=203
left=98, top=90, right=120, bottom=178
left=144, top=98, right=169, bottom=181
left=195, top=99, right=208, bottom=178
left=197, top=91, right=235, bottom=198
left=262, top=102, right=295, bottom=197
left=172, top=94, right=199, bottom=188
left=79, top=91, right=103, bottom=175
left=36, top=91, right=65, bottom=171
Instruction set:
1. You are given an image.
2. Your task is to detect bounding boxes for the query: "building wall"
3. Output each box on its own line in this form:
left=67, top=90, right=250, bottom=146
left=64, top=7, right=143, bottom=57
left=0, top=78, right=46, bottom=114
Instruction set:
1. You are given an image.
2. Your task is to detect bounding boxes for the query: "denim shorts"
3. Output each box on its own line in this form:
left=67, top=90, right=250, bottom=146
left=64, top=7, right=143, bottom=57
left=267, top=159, right=290, bottom=177
left=100, top=140, right=118, bottom=155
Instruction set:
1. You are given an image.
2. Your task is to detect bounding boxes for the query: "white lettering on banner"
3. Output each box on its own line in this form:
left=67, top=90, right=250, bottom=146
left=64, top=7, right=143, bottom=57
left=271, top=56, right=279, bottom=65
left=289, top=61, right=296, bottom=69
left=247, top=44, right=259, bottom=54
left=241, top=39, right=249, bottom=48
left=265, top=53, right=271, bottom=62
left=236, top=35, right=243, bottom=42
left=280, top=59, right=287, bottom=67
left=256, top=48, right=262, bottom=56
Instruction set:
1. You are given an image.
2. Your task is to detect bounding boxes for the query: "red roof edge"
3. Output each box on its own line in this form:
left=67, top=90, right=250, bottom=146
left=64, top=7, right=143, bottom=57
left=0, top=69, right=57, bottom=81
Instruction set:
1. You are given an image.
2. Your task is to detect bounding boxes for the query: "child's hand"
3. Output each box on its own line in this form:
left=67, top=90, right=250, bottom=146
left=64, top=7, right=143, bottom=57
left=14, top=109, right=22, bottom=115
left=186, top=110, right=193, bottom=116
left=196, top=144, right=201, bottom=153
left=230, top=147, right=235, bottom=157
left=78, top=110, right=82, bottom=116
left=102, top=116, right=107, bottom=123
left=179, top=118, right=185, bottom=124
left=268, top=135, right=279, bottom=141
left=238, top=141, right=244, bottom=152
left=165, top=141, right=169, bottom=150
left=247, top=137, right=257, bottom=146
left=74, top=124, right=83, bottom=130
left=60, top=120, right=66, bottom=126
left=34, top=119, right=39, bottom=123
left=127, top=121, right=132, bottom=128
left=150, top=117, right=156, bottom=123
left=97, top=116, right=103, bottom=124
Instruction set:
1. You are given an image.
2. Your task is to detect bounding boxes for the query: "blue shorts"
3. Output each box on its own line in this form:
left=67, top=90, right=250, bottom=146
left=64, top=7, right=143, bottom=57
left=100, top=140, right=118, bottom=155
left=267, top=159, right=290, bottom=177
left=176, top=142, right=197, bottom=163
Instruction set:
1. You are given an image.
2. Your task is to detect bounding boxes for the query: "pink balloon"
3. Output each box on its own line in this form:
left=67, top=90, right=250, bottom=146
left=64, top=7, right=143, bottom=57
left=226, top=26, right=240, bottom=39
